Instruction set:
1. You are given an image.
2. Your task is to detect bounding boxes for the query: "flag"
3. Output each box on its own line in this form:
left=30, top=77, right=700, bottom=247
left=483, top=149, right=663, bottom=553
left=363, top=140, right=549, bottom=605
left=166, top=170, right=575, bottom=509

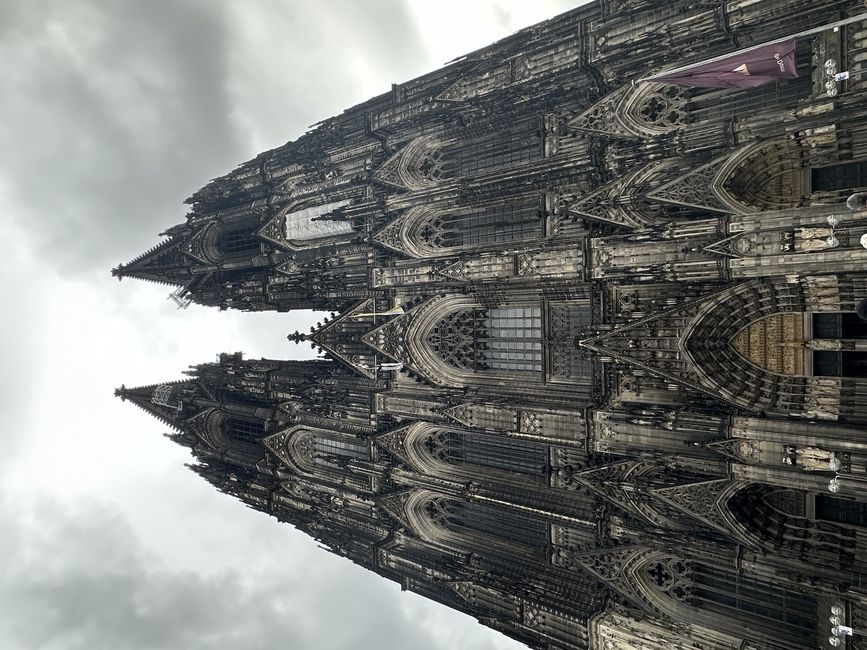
left=648, top=39, right=798, bottom=89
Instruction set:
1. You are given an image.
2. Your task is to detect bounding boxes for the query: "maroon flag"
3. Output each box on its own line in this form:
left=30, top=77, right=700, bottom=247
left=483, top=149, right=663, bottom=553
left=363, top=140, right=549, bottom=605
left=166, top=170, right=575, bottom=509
left=649, top=39, right=798, bottom=89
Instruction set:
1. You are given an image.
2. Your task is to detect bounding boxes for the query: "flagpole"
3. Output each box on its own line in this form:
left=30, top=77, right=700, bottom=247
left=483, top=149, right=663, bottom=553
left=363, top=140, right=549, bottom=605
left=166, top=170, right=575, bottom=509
left=638, top=12, right=867, bottom=84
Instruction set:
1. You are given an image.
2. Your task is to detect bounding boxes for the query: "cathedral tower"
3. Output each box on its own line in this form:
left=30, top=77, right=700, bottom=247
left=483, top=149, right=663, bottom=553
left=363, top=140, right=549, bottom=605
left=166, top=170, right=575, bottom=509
left=118, top=2, right=867, bottom=648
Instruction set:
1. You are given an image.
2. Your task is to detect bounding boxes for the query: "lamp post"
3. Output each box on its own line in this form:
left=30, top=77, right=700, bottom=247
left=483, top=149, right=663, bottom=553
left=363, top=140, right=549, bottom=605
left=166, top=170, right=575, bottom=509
left=828, top=602, right=854, bottom=646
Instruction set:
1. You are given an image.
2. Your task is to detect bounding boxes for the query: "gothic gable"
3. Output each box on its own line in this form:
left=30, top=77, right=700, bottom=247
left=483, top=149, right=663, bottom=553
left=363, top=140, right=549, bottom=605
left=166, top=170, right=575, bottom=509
left=373, top=425, right=414, bottom=465
left=371, top=208, right=418, bottom=257
left=568, top=82, right=687, bottom=139
left=645, top=156, right=732, bottom=213
left=376, top=489, right=420, bottom=532
left=183, top=408, right=224, bottom=451
left=558, top=546, right=661, bottom=616
left=310, top=298, right=382, bottom=379
left=262, top=427, right=296, bottom=468
left=650, top=479, right=745, bottom=541
left=570, top=461, right=676, bottom=527
left=361, top=310, right=417, bottom=368
left=371, top=136, right=450, bottom=191
left=566, top=162, right=665, bottom=230
left=578, top=296, right=711, bottom=395
left=181, top=223, right=218, bottom=264
left=257, top=210, right=291, bottom=250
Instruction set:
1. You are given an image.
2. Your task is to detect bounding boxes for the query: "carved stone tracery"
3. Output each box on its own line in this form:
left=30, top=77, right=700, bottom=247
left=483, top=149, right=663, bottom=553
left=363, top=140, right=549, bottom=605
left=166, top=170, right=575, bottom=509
left=568, top=82, right=688, bottom=138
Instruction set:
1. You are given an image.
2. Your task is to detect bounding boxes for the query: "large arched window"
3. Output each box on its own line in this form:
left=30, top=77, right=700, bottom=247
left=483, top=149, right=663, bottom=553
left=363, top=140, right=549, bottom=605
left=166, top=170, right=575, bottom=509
left=368, top=295, right=591, bottom=391
left=441, top=120, right=543, bottom=178
left=312, top=435, right=369, bottom=468
left=264, top=425, right=371, bottom=489
left=417, top=197, right=542, bottom=250
left=403, top=490, right=549, bottom=555
left=725, top=484, right=854, bottom=567
left=189, top=220, right=262, bottom=263
left=383, top=423, right=552, bottom=487
left=576, top=546, right=817, bottom=648
left=421, top=429, right=548, bottom=476
left=446, top=500, right=549, bottom=550
left=374, top=196, right=548, bottom=259
left=427, top=306, right=542, bottom=375
left=631, top=553, right=818, bottom=647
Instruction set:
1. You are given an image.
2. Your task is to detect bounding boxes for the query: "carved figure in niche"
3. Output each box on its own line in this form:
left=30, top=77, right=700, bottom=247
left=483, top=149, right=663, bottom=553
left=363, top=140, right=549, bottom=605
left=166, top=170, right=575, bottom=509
left=783, top=445, right=840, bottom=471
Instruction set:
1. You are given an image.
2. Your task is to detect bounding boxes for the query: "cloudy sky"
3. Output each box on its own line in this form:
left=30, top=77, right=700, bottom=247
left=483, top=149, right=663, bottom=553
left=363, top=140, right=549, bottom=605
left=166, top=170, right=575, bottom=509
left=0, top=2, right=582, bottom=648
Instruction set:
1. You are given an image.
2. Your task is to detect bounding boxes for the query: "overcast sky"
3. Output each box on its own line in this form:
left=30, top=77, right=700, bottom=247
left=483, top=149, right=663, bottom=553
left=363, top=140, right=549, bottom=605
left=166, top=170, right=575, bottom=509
left=0, top=2, right=583, bottom=648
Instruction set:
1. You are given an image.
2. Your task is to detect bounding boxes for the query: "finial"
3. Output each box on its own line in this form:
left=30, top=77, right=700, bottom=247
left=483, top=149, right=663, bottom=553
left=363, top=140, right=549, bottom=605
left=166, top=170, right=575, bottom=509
left=114, top=384, right=128, bottom=401
left=288, top=331, right=309, bottom=343
left=111, top=265, right=126, bottom=281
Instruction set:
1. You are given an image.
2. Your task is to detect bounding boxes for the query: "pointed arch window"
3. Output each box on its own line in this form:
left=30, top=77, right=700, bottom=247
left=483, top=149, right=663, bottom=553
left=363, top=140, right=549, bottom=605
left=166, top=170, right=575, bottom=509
left=424, top=430, right=548, bottom=475
left=422, top=495, right=548, bottom=551
left=418, top=198, right=543, bottom=249
left=691, top=562, right=817, bottom=638
left=638, top=553, right=817, bottom=645
left=443, top=120, right=543, bottom=178
left=448, top=500, right=549, bottom=549
left=312, top=435, right=369, bottom=468
left=427, top=306, right=542, bottom=375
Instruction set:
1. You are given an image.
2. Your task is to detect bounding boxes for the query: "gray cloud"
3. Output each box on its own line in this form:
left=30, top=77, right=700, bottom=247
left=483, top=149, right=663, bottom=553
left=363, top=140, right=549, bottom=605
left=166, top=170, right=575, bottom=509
left=0, top=235, right=50, bottom=471
left=0, top=496, right=510, bottom=650
left=218, top=0, right=430, bottom=152
left=0, top=0, right=247, bottom=275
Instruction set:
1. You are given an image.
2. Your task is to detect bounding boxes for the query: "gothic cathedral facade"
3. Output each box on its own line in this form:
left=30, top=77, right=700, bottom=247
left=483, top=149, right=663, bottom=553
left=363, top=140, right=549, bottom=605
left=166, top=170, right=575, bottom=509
left=116, top=2, right=867, bottom=648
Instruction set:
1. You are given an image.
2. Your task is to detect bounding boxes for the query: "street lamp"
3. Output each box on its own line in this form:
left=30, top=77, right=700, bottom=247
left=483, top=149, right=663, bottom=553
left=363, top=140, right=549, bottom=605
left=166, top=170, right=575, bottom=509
left=828, top=602, right=855, bottom=644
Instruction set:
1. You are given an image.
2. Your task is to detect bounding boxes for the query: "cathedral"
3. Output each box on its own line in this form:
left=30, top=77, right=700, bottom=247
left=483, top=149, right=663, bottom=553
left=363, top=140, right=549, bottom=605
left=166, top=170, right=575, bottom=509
left=114, top=1, right=867, bottom=648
